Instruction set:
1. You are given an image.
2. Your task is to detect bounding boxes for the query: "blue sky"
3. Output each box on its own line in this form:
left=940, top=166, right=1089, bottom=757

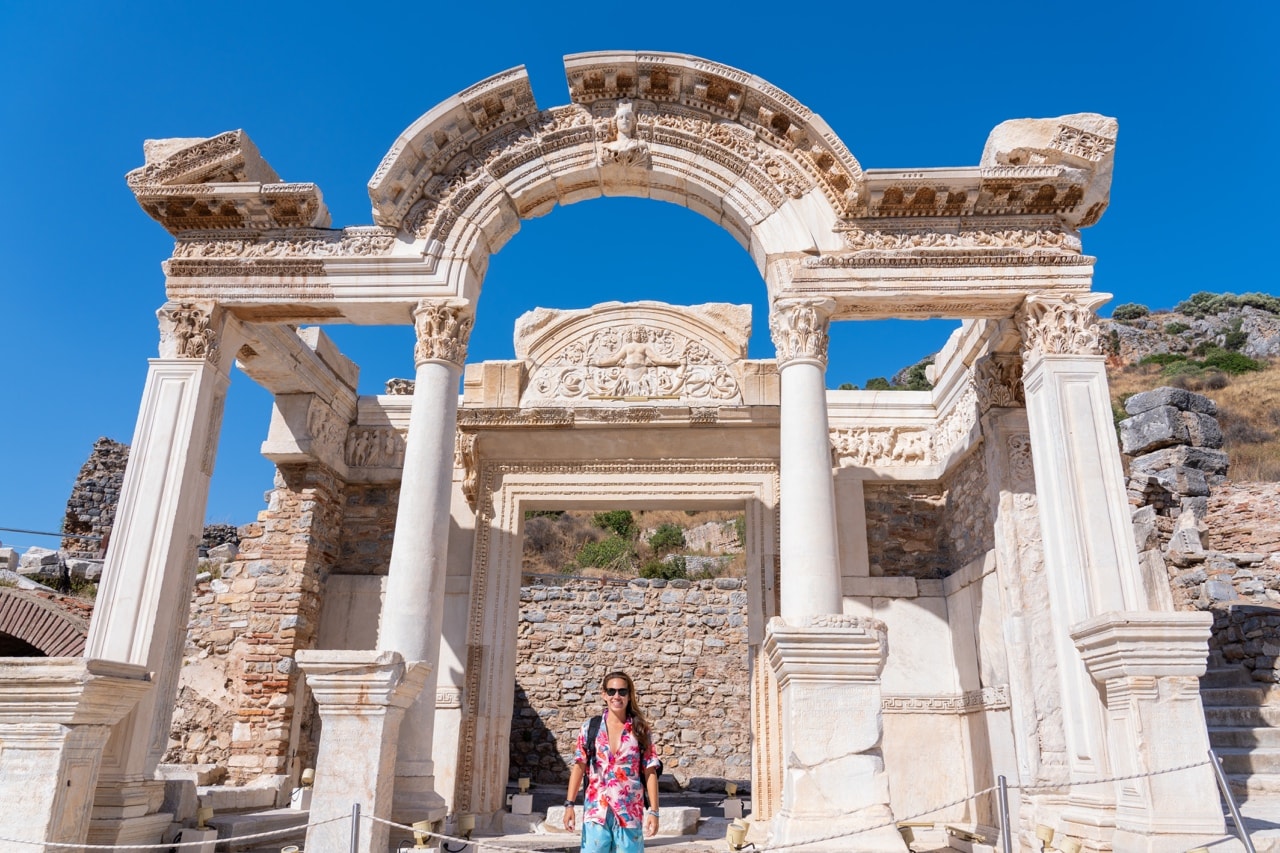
left=0, top=2, right=1275, bottom=552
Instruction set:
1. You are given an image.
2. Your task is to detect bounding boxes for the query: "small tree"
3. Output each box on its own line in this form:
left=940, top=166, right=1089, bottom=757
left=865, top=377, right=892, bottom=391
left=592, top=510, right=637, bottom=539
left=648, top=523, right=686, bottom=556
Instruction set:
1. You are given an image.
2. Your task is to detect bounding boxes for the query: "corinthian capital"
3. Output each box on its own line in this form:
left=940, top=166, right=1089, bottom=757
left=1017, top=293, right=1109, bottom=359
left=157, top=301, right=223, bottom=365
left=413, top=299, right=473, bottom=368
left=769, top=298, right=834, bottom=368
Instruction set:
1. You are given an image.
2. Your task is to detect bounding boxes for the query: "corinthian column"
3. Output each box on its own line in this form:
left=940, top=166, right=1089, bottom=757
left=379, top=298, right=472, bottom=823
left=86, top=301, right=237, bottom=845
left=770, top=298, right=842, bottom=618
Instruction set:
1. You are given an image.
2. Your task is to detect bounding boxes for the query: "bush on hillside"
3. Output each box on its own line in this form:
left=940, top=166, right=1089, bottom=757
left=648, top=523, right=686, bottom=555
left=576, top=535, right=633, bottom=570
left=1176, top=291, right=1280, bottom=318
left=640, top=556, right=687, bottom=580
left=1111, top=303, right=1150, bottom=322
left=1164, top=321, right=1190, bottom=334
left=592, top=510, right=637, bottom=539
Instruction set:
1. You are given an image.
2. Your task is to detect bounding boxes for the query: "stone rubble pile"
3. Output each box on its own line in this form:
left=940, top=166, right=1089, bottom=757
left=1122, top=387, right=1280, bottom=683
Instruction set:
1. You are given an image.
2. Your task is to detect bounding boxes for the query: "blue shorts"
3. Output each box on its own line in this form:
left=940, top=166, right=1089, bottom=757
left=581, top=808, right=643, bottom=853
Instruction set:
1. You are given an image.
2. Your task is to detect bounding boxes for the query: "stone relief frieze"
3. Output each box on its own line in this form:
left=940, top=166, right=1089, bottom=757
left=974, top=354, right=1025, bottom=411
left=1049, top=124, right=1116, bottom=163
left=935, top=382, right=980, bottom=455
left=832, top=427, right=935, bottom=468
left=305, top=400, right=348, bottom=466
left=525, top=322, right=741, bottom=404
left=158, top=303, right=220, bottom=364
left=345, top=427, right=406, bottom=469
left=599, top=100, right=650, bottom=168
left=1018, top=294, right=1105, bottom=357
left=804, top=253, right=1092, bottom=269
left=171, top=227, right=396, bottom=260
left=769, top=299, right=832, bottom=367
left=413, top=300, right=473, bottom=368
left=840, top=225, right=1081, bottom=254
left=457, top=409, right=575, bottom=428
left=1008, top=433, right=1035, bottom=488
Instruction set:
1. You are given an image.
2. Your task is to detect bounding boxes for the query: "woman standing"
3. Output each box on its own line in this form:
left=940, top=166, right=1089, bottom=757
left=563, top=671, right=661, bottom=853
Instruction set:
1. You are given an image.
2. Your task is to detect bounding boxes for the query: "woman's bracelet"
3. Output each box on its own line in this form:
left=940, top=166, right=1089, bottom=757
left=646, top=808, right=660, bottom=817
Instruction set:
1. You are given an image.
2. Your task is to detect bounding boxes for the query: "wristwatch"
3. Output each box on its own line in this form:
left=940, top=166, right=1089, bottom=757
left=564, top=800, right=575, bottom=808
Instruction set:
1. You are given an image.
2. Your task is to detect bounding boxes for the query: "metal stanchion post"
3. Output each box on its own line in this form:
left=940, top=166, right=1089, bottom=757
left=997, top=775, right=1013, bottom=853
left=1208, top=749, right=1256, bottom=853
left=351, top=802, right=362, bottom=853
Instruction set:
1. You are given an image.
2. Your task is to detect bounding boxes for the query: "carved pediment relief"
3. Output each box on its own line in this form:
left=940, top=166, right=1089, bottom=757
left=515, top=301, right=750, bottom=407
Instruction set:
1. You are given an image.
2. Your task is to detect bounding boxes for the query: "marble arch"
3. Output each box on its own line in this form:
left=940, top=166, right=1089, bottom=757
left=0, top=50, right=1235, bottom=853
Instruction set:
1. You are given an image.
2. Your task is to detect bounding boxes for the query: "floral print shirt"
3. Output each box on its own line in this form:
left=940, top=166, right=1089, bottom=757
left=573, top=710, right=659, bottom=828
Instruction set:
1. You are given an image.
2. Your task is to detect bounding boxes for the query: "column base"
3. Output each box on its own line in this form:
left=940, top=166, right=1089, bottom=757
left=87, top=812, right=176, bottom=846
left=0, top=658, right=153, bottom=849
left=764, top=616, right=906, bottom=853
left=391, top=775, right=448, bottom=824
left=298, top=650, right=430, bottom=853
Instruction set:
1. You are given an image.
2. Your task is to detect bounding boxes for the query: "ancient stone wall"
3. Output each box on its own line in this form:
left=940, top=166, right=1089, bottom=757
left=60, top=437, right=128, bottom=558
left=510, top=577, right=751, bottom=787
left=942, top=448, right=994, bottom=568
left=337, top=484, right=399, bottom=575
left=864, top=483, right=947, bottom=579
left=168, top=464, right=345, bottom=781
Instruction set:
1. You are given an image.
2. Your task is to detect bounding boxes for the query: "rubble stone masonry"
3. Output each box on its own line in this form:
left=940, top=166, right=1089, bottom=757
left=510, top=578, right=752, bottom=786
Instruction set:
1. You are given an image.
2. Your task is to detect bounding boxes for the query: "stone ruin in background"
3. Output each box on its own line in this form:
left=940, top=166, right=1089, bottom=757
left=1121, top=386, right=1280, bottom=683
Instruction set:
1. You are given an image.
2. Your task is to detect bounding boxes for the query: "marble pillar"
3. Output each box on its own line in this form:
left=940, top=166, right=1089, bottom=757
left=767, top=300, right=898, bottom=849
left=0, top=659, right=151, bottom=851
left=770, top=297, right=842, bottom=619
left=1072, top=612, right=1227, bottom=852
left=378, top=298, right=471, bottom=822
left=297, top=651, right=430, bottom=853
left=764, top=616, right=905, bottom=852
left=84, top=301, right=235, bottom=845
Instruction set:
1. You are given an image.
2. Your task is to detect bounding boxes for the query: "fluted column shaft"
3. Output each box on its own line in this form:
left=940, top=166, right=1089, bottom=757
left=378, top=298, right=471, bottom=822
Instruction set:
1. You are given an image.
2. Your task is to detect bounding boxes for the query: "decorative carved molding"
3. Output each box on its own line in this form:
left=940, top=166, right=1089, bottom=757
left=1018, top=293, right=1107, bottom=358
left=974, top=354, right=1025, bottom=411
left=456, top=432, right=478, bottom=509
left=344, top=427, right=406, bottom=468
left=457, top=408, right=575, bottom=428
left=1049, top=124, right=1116, bottom=163
left=840, top=224, right=1081, bottom=254
left=413, top=300, right=473, bottom=368
left=171, top=227, right=396, bottom=260
left=804, top=253, right=1092, bottom=269
left=882, top=685, right=1010, bottom=715
left=769, top=298, right=832, bottom=368
left=384, top=378, right=415, bottom=395
left=158, top=302, right=221, bottom=364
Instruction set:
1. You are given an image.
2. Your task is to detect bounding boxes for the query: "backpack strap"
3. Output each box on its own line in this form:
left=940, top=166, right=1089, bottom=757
left=585, top=715, right=602, bottom=776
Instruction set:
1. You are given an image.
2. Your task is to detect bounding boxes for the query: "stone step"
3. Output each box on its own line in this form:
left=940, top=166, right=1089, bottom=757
left=1210, top=727, right=1280, bottom=749
left=1205, top=706, right=1280, bottom=728
left=1228, top=774, right=1280, bottom=798
left=1201, top=685, right=1280, bottom=706
left=205, top=808, right=308, bottom=853
left=1217, top=747, right=1280, bottom=775
left=1201, top=667, right=1255, bottom=689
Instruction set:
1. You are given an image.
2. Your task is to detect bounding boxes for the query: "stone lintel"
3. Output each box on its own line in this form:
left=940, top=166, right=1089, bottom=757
left=764, top=615, right=887, bottom=686
left=1071, top=611, right=1213, bottom=682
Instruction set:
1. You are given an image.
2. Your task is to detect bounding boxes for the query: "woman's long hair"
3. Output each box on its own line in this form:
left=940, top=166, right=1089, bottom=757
left=602, top=670, right=651, bottom=754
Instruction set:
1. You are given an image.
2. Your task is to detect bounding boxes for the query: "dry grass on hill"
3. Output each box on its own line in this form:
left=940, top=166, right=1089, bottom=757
left=1109, top=361, right=1280, bottom=482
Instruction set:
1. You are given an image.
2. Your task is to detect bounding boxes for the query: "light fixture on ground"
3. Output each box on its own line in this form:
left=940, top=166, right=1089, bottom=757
left=443, top=813, right=474, bottom=853
left=726, top=818, right=754, bottom=852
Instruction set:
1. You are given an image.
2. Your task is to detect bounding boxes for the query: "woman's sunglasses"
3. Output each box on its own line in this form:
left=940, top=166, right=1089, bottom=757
left=604, top=687, right=630, bottom=697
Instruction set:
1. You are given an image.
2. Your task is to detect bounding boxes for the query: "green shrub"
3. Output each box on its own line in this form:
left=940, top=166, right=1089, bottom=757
left=1111, top=303, right=1149, bottom=322
left=576, top=535, right=633, bottom=569
left=1139, top=353, right=1188, bottom=367
left=1223, top=329, right=1248, bottom=352
left=592, top=511, right=637, bottom=539
left=864, top=377, right=892, bottom=391
left=1201, top=350, right=1263, bottom=374
left=900, top=359, right=934, bottom=391
left=640, top=556, right=687, bottom=580
left=648, top=523, right=686, bottom=555
left=1108, top=329, right=1121, bottom=355
left=1176, top=291, right=1280, bottom=318
left=1164, top=321, right=1190, bottom=334
left=734, top=515, right=746, bottom=547
left=837, top=382, right=856, bottom=390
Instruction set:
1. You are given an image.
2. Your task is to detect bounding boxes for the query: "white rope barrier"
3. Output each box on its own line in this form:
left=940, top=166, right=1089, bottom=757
left=0, top=758, right=1229, bottom=852
left=0, top=814, right=335, bottom=850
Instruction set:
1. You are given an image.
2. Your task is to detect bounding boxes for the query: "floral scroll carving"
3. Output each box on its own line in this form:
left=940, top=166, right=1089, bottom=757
left=158, top=303, right=220, bottom=364
left=1017, top=294, right=1107, bottom=358
left=413, top=300, right=473, bottom=368
left=769, top=299, right=833, bottom=368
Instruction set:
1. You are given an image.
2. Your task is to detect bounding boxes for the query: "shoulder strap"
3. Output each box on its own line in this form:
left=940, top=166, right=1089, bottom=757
left=586, top=715, right=602, bottom=771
